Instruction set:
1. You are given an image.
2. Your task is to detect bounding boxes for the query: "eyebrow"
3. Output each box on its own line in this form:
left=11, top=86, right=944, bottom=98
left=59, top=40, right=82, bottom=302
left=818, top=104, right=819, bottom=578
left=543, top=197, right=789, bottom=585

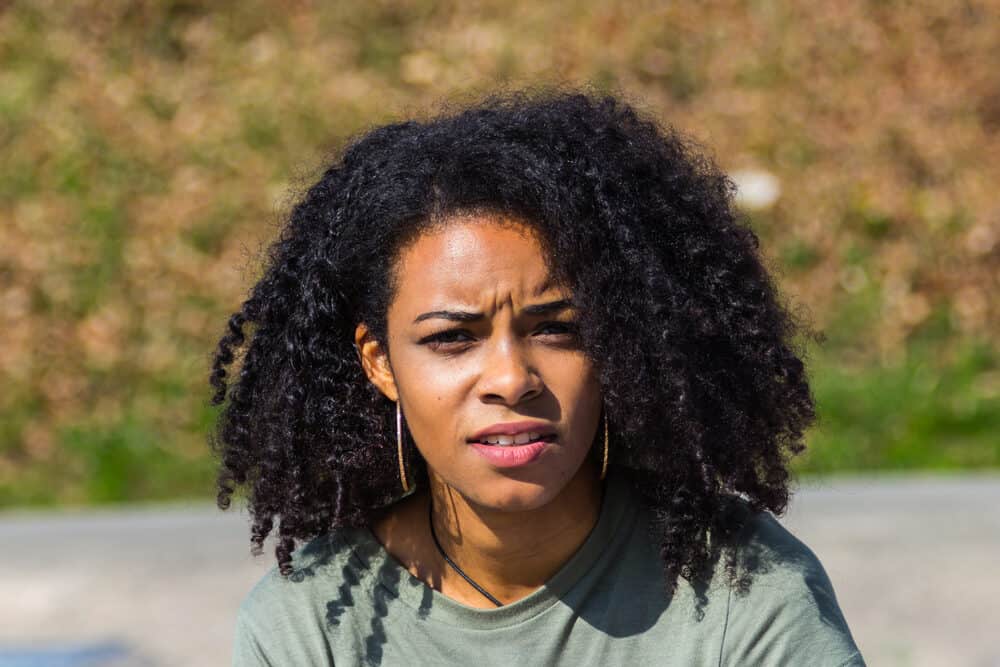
left=412, top=298, right=574, bottom=324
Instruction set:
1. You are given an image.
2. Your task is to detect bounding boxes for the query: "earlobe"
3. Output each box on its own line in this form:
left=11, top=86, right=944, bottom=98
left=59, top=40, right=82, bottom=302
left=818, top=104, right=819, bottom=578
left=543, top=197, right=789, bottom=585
left=354, top=322, right=398, bottom=401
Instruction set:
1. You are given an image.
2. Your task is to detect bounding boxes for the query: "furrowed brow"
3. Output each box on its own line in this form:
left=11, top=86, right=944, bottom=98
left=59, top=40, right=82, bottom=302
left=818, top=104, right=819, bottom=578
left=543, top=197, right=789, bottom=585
left=412, top=299, right=574, bottom=325
left=413, top=310, right=485, bottom=324
left=521, top=299, right=574, bottom=316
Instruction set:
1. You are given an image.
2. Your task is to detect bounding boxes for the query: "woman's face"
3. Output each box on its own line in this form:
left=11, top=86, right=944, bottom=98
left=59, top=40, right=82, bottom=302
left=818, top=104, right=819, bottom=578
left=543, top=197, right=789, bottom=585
left=360, top=214, right=603, bottom=512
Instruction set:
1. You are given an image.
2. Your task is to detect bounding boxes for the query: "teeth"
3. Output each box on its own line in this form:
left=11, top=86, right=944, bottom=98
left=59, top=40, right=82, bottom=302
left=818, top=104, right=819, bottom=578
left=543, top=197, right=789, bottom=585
left=482, top=431, right=543, bottom=446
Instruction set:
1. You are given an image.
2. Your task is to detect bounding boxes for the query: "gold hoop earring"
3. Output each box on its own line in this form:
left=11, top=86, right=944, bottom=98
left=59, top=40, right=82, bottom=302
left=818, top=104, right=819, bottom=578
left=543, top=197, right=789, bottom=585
left=600, top=408, right=609, bottom=480
left=396, top=400, right=410, bottom=493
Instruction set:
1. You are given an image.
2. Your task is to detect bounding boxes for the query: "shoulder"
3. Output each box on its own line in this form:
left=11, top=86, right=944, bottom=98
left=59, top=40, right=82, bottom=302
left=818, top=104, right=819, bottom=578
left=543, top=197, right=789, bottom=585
left=232, top=530, right=368, bottom=666
left=238, top=531, right=356, bottom=613
left=732, top=507, right=836, bottom=596
left=719, top=504, right=866, bottom=667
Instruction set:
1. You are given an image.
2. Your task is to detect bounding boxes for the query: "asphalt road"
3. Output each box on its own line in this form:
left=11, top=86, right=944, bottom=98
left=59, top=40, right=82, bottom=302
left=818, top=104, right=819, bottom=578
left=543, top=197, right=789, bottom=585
left=1, top=473, right=997, bottom=666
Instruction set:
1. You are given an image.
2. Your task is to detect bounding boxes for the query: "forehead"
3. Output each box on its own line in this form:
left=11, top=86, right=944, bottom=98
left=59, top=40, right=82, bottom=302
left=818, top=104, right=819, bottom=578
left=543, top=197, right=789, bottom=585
left=391, top=216, right=562, bottom=307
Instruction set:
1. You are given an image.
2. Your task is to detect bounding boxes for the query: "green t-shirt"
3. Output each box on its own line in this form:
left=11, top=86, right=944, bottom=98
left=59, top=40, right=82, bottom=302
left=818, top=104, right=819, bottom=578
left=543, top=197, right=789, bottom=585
left=232, top=473, right=865, bottom=666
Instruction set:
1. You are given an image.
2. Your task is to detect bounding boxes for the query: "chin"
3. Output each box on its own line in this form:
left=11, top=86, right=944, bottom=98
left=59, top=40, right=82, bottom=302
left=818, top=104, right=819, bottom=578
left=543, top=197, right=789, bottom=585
left=464, top=474, right=573, bottom=513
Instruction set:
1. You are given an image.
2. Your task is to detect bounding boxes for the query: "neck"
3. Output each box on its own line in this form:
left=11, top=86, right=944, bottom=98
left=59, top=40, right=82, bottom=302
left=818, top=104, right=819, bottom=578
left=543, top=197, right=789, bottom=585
left=427, top=464, right=604, bottom=606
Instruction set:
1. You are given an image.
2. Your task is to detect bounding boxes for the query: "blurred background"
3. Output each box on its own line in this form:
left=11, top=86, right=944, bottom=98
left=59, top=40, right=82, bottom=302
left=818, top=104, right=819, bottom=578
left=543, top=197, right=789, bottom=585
left=0, top=1, right=997, bottom=666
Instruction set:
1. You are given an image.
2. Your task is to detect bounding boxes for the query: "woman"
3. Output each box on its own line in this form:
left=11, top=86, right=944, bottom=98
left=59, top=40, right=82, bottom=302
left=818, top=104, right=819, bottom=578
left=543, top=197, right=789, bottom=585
left=209, top=90, right=865, bottom=666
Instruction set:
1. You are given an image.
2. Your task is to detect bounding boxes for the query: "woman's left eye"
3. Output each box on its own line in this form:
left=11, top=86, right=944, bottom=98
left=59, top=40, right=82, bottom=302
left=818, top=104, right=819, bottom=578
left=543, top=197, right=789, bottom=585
left=535, top=321, right=579, bottom=337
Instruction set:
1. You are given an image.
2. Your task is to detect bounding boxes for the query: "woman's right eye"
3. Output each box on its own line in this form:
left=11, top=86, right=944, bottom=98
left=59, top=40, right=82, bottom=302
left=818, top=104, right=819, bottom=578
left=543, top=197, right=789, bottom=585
left=418, top=329, right=475, bottom=351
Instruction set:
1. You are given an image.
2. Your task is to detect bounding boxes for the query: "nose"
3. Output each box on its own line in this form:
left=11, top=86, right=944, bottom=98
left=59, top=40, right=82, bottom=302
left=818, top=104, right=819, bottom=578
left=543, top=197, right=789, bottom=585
left=477, top=336, right=543, bottom=406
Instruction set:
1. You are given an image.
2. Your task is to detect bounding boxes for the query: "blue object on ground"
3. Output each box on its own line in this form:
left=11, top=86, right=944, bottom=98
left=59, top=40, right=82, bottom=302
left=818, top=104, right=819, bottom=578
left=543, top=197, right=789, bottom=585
left=0, top=641, right=135, bottom=667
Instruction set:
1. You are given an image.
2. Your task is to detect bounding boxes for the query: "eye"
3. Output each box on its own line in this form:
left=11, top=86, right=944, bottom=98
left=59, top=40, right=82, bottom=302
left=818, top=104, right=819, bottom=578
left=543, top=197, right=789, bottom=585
left=418, top=329, right=475, bottom=352
left=535, top=321, right=580, bottom=338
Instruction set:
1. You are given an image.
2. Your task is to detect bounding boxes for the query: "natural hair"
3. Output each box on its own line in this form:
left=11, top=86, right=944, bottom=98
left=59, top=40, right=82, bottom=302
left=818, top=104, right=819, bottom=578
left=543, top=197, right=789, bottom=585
left=208, top=87, right=819, bottom=597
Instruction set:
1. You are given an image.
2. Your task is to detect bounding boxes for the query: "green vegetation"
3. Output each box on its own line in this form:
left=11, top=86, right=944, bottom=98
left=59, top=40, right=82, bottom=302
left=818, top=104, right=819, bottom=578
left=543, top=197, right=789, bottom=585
left=798, top=339, right=999, bottom=473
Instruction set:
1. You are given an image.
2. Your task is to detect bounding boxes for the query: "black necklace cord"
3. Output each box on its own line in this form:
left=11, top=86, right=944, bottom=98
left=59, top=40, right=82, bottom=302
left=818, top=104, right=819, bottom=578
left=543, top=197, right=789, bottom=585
left=427, top=500, right=504, bottom=607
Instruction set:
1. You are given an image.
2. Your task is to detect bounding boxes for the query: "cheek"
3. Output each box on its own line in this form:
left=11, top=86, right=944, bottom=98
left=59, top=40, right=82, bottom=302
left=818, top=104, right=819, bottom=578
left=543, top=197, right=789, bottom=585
left=404, top=361, right=471, bottom=409
left=392, top=340, right=465, bottom=396
left=393, top=355, right=470, bottom=449
left=552, top=357, right=601, bottom=403
left=543, top=358, right=602, bottom=437
left=570, top=370, right=603, bottom=441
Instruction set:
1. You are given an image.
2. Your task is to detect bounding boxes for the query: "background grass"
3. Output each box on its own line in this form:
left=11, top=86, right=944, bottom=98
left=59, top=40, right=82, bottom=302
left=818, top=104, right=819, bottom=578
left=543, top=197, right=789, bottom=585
left=1, top=0, right=998, bottom=506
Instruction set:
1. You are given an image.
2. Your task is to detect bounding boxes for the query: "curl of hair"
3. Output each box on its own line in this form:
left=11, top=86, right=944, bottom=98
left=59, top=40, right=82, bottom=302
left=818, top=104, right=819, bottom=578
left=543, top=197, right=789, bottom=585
left=208, top=88, right=820, bottom=595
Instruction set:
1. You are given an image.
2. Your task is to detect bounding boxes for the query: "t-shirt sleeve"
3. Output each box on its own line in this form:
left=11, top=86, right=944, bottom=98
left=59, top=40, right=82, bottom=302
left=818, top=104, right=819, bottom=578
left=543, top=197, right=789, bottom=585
left=718, top=512, right=866, bottom=667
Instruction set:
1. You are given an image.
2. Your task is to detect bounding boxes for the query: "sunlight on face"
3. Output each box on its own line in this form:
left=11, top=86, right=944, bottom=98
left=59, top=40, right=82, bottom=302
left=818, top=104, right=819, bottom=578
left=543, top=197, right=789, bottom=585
left=385, top=214, right=603, bottom=511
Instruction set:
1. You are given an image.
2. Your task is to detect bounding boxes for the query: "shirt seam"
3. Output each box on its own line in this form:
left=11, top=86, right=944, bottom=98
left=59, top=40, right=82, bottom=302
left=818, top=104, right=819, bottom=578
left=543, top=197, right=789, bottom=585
left=336, top=530, right=391, bottom=592
left=717, top=574, right=733, bottom=667
left=235, top=603, right=277, bottom=666
left=833, top=650, right=864, bottom=667
left=716, top=503, right=757, bottom=667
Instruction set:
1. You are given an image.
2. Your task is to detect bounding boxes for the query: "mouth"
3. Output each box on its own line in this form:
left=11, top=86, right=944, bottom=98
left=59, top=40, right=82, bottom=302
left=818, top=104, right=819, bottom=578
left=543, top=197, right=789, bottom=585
left=466, top=431, right=558, bottom=447
left=467, top=434, right=555, bottom=468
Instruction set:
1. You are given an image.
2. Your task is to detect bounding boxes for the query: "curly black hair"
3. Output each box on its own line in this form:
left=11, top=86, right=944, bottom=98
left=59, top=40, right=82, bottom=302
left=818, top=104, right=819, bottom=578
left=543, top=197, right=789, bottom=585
left=208, top=88, right=819, bottom=597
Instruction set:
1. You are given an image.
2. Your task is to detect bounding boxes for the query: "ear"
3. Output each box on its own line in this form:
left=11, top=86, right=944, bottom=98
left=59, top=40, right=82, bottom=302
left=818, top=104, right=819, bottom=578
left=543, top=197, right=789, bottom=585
left=354, top=322, right=398, bottom=402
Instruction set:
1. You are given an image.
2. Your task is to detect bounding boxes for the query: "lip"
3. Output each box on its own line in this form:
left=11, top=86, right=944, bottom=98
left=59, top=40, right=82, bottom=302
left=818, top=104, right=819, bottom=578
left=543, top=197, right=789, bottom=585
left=467, top=419, right=558, bottom=442
left=469, top=440, right=550, bottom=468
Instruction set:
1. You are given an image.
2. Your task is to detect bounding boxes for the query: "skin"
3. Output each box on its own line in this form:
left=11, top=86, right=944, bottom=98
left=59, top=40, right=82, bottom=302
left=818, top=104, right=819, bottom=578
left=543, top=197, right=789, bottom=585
left=354, top=213, right=605, bottom=608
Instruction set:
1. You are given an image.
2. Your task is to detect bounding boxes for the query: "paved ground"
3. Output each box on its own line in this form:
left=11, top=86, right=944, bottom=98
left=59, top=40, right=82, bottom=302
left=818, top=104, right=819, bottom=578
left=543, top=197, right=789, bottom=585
left=1, top=473, right=997, bottom=666
left=780, top=474, right=1000, bottom=667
